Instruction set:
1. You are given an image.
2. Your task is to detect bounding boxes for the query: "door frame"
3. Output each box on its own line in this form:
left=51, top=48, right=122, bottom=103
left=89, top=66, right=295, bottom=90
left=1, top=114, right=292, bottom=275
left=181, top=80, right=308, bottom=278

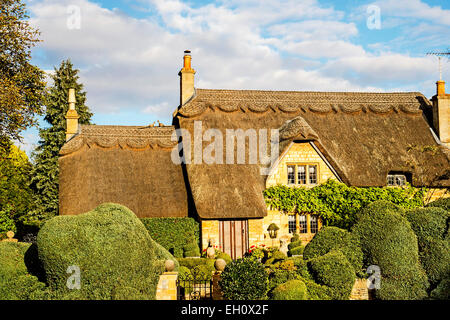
left=219, top=219, right=249, bottom=260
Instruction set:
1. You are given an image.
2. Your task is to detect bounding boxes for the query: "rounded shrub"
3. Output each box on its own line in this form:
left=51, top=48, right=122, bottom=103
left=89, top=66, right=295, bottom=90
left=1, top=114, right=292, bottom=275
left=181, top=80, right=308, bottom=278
left=219, top=257, right=268, bottom=300
left=406, top=207, right=449, bottom=244
left=0, top=242, right=46, bottom=300
left=359, top=200, right=405, bottom=217
left=303, top=226, right=363, bottom=272
left=430, top=278, right=450, bottom=300
left=37, top=203, right=177, bottom=299
left=216, top=252, right=232, bottom=265
left=289, top=246, right=304, bottom=256
left=183, top=243, right=201, bottom=257
left=418, top=238, right=450, bottom=284
left=308, top=250, right=355, bottom=300
left=272, top=279, right=308, bottom=300
left=426, top=198, right=450, bottom=211
left=267, top=269, right=300, bottom=293
left=288, top=234, right=303, bottom=257
left=300, top=277, right=331, bottom=300
left=352, top=200, right=428, bottom=299
left=376, top=271, right=428, bottom=300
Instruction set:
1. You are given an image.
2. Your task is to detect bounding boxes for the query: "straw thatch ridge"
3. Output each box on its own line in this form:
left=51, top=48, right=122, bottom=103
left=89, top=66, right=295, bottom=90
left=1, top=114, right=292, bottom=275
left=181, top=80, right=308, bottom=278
left=59, top=125, right=188, bottom=218
left=176, top=88, right=449, bottom=219
left=177, top=89, right=426, bottom=118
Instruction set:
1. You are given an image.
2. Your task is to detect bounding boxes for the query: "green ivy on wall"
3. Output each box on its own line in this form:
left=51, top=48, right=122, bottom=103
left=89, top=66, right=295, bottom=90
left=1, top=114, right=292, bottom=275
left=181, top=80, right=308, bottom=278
left=264, top=179, right=425, bottom=229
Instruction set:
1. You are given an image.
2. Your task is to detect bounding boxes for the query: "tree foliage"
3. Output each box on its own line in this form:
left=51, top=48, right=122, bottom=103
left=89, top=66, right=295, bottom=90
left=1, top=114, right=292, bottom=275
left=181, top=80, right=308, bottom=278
left=0, top=0, right=46, bottom=152
left=30, top=60, right=92, bottom=222
left=264, top=179, right=425, bottom=229
left=0, top=144, right=34, bottom=236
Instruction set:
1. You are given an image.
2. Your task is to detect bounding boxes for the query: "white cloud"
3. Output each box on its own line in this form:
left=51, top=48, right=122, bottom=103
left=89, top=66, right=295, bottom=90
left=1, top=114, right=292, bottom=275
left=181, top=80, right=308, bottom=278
left=27, top=0, right=449, bottom=124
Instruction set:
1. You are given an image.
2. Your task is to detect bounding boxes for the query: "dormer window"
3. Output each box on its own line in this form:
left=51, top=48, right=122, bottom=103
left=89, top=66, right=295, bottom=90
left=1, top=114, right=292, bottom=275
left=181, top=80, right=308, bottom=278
left=287, top=164, right=319, bottom=186
left=387, top=173, right=408, bottom=186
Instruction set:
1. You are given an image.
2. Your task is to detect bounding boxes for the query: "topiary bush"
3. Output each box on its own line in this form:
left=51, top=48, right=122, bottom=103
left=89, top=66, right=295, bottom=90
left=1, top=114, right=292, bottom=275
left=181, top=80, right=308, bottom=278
left=37, top=203, right=177, bottom=300
left=288, top=233, right=303, bottom=257
left=303, top=226, right=363, bottom=273
left=406, top=207, right=449, bottom=244
left=267, top=269, right=301, bottom=294
left=352, top=200, right=429, bottom=299
left=375, top=271, right=429, bottom=300
left=220, top=257, right=269, bottom=300
left=430, top=277, right=450, bottom=300
left=426, top=197, right=450, bottom=211
left=0, top=242, right=47, bottom=300
left=183, top=232, right=201, bottom=257
left=140, top=217, right=200, bottom=258
left=418, top=238, right=450, bottom=285
left=308, top=250, right=356, bottom=300
left=216, top=252, right=232, bottom=265
left=271, top=279, right=308, bottom=300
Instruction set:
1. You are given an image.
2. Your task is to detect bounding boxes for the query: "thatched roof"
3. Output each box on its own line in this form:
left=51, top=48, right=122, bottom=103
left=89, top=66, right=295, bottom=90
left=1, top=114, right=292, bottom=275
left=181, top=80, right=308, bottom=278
left=59, top=125, right=189, bottom=218
left=176, top=89, right=450, bottom=219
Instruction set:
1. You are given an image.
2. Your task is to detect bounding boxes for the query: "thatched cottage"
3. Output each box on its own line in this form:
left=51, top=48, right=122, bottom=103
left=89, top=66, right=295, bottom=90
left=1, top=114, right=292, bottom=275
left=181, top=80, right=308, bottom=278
left=59, top=51, right=450, bottom=259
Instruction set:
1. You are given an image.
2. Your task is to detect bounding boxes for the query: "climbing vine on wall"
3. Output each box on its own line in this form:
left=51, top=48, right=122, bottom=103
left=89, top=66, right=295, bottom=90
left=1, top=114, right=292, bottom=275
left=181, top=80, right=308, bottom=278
left=263, top=179, right=426, bottom=230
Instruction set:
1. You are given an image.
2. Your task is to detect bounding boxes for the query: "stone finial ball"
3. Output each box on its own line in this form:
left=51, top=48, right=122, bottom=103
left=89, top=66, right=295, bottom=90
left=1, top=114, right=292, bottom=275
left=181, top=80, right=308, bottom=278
left=6, top=231, right=14, bottom=239
left=214, top=258, right=226, bottom=272
left=165, top=259, right=175, bottom=272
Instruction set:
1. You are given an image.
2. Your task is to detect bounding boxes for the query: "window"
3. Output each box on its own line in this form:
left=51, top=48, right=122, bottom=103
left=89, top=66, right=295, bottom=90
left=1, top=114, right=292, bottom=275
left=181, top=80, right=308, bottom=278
left=309, top=165, right=318, bottom=185
left=288, top=215, right=297, bottom=234
left=387, top=174, right=407, bottom=186
left=299, top=215, right=307, bottom=234
left=297, top=165, right=306, bottom=184
left=286, top=164, right=319, bottom=185
left=310, top=215, right=318, bottom=234
left=287, top=165, right=295, bottom=185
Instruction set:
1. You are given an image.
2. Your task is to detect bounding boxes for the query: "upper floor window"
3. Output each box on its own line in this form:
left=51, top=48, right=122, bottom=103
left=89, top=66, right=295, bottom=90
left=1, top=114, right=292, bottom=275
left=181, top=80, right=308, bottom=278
left=287, top=164, right=319, bottom=186
left=387, top=174, right=407, bottom=187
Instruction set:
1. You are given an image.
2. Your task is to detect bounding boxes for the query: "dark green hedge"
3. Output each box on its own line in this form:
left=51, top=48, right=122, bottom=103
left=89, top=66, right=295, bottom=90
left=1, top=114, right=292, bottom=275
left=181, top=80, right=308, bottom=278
left=352, top=200, right=429, bottom=299
left=418, top=238, right=450, bottom=285
left=406, top=207, right=449, bottom=244
left=272, top=279, right=308, bottom=300
left=220, top=257, right=269, bottom=300
left=308, top=250, right=356, bottom=300
left=0, top=242, right=47, bottom=300
left=426, top=197, right=450, bottom=211
left=140, top=217, right=200, bottom=258
left=37, top=203, right=175, bottom=299
left=303, top=226, right=363, bottom=273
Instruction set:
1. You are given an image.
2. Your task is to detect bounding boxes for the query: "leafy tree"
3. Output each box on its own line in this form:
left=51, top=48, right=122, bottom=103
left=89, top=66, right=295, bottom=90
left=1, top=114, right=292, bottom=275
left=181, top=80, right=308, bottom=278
left=0, top=0, right=46, bottom=153
left=30, top=60, right=92, bottom=222
left=0, top=144, right=34, bottom=236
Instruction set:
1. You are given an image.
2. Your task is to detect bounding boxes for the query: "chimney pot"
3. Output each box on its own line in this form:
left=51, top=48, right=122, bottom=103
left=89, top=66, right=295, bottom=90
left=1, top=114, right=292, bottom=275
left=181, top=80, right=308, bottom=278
left=437, top=80, right=445, bottom=96
left=179, top=50, right=195, bottom=106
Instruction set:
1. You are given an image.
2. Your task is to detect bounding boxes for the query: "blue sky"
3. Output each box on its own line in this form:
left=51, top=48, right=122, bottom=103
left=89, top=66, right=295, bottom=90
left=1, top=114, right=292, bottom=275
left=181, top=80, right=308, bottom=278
left=19, top=0, right=450, bottom=156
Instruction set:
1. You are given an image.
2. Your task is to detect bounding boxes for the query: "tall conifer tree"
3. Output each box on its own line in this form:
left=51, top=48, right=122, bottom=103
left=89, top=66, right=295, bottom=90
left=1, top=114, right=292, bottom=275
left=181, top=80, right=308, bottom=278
left=30, top=60, right=93, bottom=222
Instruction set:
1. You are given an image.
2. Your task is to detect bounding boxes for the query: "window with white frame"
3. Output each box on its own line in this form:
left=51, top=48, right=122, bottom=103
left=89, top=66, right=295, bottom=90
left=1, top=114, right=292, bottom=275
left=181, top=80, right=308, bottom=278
left=387, top=174, right=407, bottom=186
left=287, top=165, right=296, bottom=185
left=299, top=215, right=307, bottom=234
left=310, top=215, right=319, bottom=234
left=287, top=164, right=319, bottom=185
left=288, top=215, right=297, bottom=234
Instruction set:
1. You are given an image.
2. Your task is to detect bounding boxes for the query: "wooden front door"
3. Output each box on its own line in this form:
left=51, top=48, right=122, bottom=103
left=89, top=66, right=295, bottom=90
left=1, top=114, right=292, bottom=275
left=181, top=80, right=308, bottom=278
left=219, top=220, right=249, bottom=260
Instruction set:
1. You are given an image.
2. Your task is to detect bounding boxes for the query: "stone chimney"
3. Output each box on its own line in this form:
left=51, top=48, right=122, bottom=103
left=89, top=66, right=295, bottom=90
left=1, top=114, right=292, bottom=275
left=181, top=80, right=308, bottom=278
left=179, top=50, right=196, bottom=106
left=431, top=80, right=450, bottom=147
left=65, top=88, right=79, bottom=141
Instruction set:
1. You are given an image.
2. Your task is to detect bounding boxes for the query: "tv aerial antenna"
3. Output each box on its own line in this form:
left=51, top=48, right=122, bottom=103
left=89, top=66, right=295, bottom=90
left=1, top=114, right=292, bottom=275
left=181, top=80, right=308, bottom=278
left=427, top=50, right=450, bottom=80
